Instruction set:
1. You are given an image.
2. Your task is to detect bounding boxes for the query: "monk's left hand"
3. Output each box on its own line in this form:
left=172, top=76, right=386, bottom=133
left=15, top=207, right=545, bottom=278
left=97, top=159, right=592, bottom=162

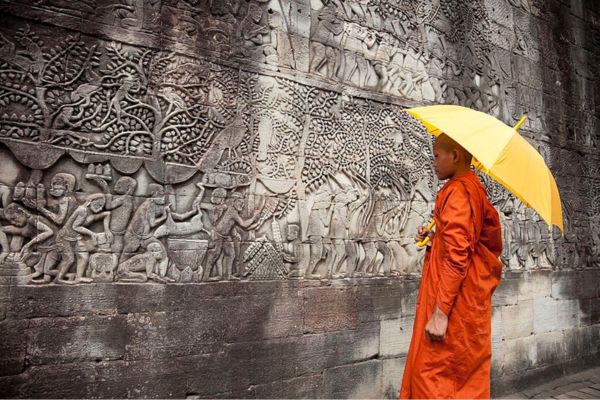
left=425, top=305, right=448, bottom=341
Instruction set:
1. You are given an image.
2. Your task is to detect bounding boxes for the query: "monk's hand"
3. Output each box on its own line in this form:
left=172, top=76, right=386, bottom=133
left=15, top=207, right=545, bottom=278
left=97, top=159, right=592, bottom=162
left=415, top=225, right=434, bottom=246
left=425, top=305, right=448, bottom=341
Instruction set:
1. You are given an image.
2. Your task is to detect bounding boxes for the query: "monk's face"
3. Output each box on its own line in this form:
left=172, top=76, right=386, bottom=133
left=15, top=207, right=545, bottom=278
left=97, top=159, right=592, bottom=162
left=433, top=141, right=459, bottom=180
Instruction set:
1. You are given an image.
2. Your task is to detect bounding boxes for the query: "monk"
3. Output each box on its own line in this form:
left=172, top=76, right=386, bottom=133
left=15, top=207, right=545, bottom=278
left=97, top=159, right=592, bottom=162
left=399, top=133, right=503, bottom=399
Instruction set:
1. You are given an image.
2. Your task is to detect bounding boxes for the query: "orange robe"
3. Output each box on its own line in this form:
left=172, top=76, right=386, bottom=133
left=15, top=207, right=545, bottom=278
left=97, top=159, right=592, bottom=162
left=399, top=170, right=503, bottom=399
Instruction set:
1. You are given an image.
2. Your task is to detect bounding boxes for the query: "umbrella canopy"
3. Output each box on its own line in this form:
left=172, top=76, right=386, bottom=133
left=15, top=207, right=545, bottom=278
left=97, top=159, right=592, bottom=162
left=405, top=104, right=563, bottom=234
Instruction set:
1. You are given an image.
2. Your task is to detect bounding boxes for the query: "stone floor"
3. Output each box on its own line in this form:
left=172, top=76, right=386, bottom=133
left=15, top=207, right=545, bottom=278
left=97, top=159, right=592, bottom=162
left=501, top=366, right=600, bottom=399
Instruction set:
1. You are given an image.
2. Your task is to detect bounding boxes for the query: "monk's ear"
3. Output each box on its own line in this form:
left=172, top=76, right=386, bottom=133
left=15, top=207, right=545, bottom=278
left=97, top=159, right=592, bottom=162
left=451, top=148, right=459, bottom=164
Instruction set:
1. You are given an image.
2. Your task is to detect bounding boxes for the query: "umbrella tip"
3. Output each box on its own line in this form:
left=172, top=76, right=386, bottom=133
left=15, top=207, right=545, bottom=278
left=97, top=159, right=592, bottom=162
left=514, top=115, right=528, bottom=130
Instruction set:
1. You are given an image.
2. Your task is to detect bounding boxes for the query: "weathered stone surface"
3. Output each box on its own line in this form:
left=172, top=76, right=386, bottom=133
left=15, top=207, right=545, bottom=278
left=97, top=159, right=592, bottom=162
left=303, top=286, right=359, bottom=333
left=379, top=318, right=414, bottom=357
left=517, top=270, right=553, bottom=302
left=0, top=0, right=598, bottom=398
left=382, top=357, right=407, bottom=399
left=322, top=359, right=383, bottom=399
left=501, top=300, right=534, bottom=339
left=534, top=297, right=580, bottom=334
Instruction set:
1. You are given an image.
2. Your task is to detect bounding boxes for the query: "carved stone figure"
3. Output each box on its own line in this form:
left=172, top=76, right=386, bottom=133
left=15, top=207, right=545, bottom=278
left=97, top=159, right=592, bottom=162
left=54, top=194, right=113, bottom=284
left=0, top=0, right=579, bottom=287
left=202, top=192, right=263, bottom=281
left=154, top=183, right=210, bottom=238
left=117, top=240, right=172, bottom=283
left=89, top=174, right=137, bottom=254
left=121, top=184, right=167, bottom=261
left=0, top=203, right=53, bottom=265
left=306, top=185, right=334, bottom=279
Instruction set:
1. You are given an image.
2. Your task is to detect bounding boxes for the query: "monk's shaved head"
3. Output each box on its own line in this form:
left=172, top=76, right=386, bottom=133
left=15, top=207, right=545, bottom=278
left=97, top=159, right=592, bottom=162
left=434, top=133, right=472, bottom=166
left=432, top=133, right=473, bottom=180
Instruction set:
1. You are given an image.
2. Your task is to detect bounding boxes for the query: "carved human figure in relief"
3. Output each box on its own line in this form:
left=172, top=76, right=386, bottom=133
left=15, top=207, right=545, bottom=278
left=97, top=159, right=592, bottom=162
left=534, top=211, right=554, bottom=268
left=29, top=173, right=78, bottom=283
left=306, top=185, right=334, bottom=279
left=89, top=175, right=137, bottom=254
left=121, top=183, right=168, bottom=261
left=54, top=193, right=113, bottom=284
left=95, top=75, right=141, bottom=131
left=360, top=192, right=392, bottom=277
left=264, top=10, right=295, bottom=69
left=284, top=224, right=305, bottom=278
left=345, top=186, right=370, bottom=277
left=395, top=180, right=432, bottom=275
left=116, top=240, right=171, bottom=283
left=234, top=3, right=270, bottom=59
left=329, top=189, right=359, bottom=278
left=202, top=192, right=262, bottom=281
left=371, top=32, right=397, bottom=91
left=0, top=203, right=53, bottom=265
left=510, top=200, right=528, bottom=269
left=35, top=173, right=77, bottom=227
left=0, top=182, right=9, bottom=218
left=154, top=183, right=210, bottom=238
left=310, top=1, right=344, bottom=78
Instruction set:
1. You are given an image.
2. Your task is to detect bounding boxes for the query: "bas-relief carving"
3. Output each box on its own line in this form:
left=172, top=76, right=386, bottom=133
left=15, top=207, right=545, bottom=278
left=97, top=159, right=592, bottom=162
left=307, top=0, right=511, bottom=122
left=160, top=0, right=308, bottom=71
left=0, top=24, right=444, bottom=283
left=0, top=0, right=592, bottom=285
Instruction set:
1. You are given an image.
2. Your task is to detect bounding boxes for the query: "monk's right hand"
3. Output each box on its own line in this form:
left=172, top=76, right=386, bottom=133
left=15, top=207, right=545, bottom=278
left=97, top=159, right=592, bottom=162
left=415, top=225, right=434, bottom=245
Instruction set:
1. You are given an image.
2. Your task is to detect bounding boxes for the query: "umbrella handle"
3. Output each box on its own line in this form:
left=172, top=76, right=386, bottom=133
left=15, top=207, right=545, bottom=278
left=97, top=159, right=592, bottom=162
left=514, top=115, right=527, bottom=130
left=417, top=219, right=436, bottom=247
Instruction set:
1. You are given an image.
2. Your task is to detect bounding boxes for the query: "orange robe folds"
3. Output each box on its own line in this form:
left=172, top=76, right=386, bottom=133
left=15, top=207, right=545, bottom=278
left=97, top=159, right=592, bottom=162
left=399, top=170, right=503, bottom=399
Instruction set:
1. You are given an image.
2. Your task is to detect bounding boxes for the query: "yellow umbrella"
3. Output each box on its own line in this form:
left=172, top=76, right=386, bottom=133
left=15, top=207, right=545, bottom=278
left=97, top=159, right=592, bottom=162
left=405, top=105, right=564, bottom=247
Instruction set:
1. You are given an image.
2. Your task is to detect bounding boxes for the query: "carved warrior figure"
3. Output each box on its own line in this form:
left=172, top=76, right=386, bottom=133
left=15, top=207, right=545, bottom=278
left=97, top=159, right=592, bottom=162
left=264, top=11, right=295, bottom=69
left=310, top=2, right=344, bottom=78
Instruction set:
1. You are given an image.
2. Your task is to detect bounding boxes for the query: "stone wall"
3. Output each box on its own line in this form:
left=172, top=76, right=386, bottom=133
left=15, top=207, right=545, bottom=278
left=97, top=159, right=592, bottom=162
left=0, top=0, right=599, bottom=398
